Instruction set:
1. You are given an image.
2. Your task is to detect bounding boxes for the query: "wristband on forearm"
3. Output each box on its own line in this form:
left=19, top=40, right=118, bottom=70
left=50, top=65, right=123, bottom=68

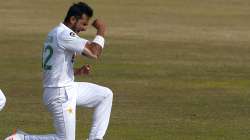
left=93, top=35, right=105, bottom=48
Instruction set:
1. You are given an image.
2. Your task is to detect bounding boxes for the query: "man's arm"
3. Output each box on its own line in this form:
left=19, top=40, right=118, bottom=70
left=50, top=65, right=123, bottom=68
left=82, top=19, right=106, bottom=59
left=82, top=42, right=103, bottom=59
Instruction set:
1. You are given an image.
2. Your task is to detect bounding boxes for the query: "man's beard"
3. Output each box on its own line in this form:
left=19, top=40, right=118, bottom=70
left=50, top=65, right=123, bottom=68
left=72, top=24, right=80, bottom=34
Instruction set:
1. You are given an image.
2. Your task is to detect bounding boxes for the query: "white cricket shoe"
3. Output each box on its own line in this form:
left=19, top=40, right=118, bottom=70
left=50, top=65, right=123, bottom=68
left=4, top=130, right=26, bottom=140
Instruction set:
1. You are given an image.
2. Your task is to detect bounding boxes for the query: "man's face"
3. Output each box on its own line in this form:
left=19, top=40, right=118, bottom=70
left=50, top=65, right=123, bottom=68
left=71, top=14, right=90, bottom=34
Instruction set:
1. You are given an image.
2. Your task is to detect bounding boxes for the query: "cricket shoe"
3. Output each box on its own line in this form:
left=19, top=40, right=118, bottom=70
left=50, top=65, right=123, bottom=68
left=4, top=130, right=27, bottom=140
left=86, top=139, right=103, bottom=140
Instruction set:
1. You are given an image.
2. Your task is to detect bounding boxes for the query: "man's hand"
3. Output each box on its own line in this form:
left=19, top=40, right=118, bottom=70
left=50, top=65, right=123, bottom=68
left=92, top=19, right=106, bottom=36
left=74, top=64, right=91, bottom=76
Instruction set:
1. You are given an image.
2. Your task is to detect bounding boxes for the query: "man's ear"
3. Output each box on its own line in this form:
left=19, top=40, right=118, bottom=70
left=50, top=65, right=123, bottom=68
left=69, top=16, right=77, bottom=24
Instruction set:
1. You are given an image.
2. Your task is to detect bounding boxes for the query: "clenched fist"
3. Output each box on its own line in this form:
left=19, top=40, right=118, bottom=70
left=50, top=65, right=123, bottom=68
left=92, top=19, right=106, bottom=36
left=74, top=64, right=91, bottom=76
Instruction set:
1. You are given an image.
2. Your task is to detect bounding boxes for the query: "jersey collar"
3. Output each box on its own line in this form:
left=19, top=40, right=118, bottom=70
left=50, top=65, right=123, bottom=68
left=59, top=23, right=76, bottom=33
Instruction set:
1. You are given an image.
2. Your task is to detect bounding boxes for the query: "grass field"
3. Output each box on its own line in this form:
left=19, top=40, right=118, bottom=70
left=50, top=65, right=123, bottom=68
left=1, top=0, right=250, bottom=139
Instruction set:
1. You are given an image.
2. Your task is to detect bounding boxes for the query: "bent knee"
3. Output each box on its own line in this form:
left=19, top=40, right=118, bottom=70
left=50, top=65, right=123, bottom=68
left=104, top=87, right=113, bottom=99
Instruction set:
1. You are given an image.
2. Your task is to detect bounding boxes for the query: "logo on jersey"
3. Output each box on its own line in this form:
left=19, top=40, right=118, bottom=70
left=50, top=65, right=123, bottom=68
left=71, top=54, right=76, bottom=63
left=67, top=106, right=73, bottom=114
left=70, top=32, right=76, bottom=37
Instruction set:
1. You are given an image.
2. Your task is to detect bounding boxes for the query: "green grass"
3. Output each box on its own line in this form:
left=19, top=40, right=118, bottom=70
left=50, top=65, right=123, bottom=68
left=1, top=0, right=250, bottom=139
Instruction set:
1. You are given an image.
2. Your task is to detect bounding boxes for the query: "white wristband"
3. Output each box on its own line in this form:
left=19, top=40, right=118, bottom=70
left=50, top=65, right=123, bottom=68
left=93, top=35, right=105, bottom=48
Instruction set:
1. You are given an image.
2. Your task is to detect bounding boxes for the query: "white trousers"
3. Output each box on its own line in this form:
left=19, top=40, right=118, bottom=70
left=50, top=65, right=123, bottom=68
left=25, top=82, right=113, bottom=140
left=0, top=89, right=6, bottom=111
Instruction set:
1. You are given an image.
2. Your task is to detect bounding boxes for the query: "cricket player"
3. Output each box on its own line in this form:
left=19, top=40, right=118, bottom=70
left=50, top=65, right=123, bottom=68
left=0, top=89, right=6, bottom=111
left=5, top=2, right=113, bottom=140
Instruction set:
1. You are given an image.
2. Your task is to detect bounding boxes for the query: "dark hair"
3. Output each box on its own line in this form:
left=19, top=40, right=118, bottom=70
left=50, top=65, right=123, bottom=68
left=64, top=2, right=93, bottom=22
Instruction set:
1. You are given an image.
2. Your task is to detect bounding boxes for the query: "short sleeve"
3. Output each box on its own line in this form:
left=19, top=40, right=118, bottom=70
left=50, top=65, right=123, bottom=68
left=58, top=31, right=89, bottom=54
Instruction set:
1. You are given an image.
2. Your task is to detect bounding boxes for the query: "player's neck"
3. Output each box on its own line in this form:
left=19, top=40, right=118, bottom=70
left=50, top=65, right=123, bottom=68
left=63, top=21, right=75, bottom=32
left=63, top=22, right=70, bottom=28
